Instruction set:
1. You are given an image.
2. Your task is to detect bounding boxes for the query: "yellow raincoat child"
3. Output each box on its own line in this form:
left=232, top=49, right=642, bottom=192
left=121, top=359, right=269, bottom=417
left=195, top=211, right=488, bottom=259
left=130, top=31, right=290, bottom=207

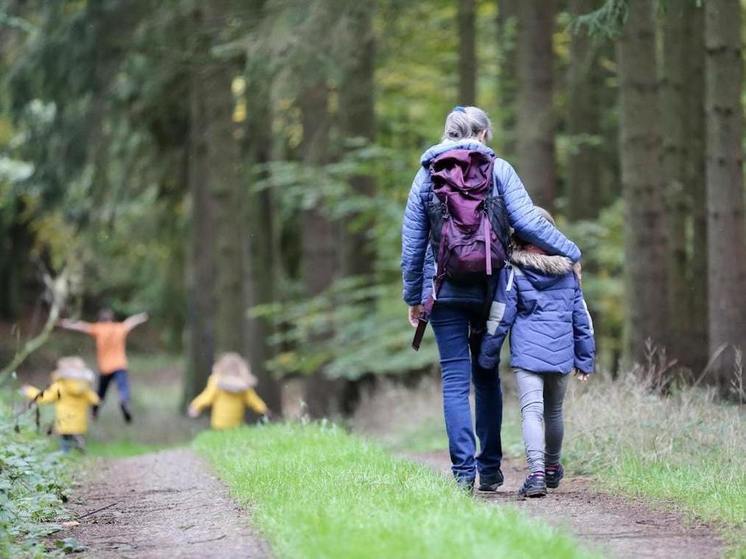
left=188, top=353, right=268, bottom=429
left=22, top=356, right=100, bottom=452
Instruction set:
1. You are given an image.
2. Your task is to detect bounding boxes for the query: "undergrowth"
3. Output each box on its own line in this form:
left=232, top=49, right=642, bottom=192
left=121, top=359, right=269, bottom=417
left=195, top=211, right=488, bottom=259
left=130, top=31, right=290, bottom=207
left=0, top=397, right=70, bottom=558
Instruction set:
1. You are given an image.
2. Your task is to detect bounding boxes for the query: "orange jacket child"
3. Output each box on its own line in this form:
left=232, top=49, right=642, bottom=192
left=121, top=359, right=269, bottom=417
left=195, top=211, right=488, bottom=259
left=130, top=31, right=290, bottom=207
left=22, top=357, right=100, bottom=452
left=58, top=310, right=148, bottom=423
left=188, top=353, right=268, bottom=430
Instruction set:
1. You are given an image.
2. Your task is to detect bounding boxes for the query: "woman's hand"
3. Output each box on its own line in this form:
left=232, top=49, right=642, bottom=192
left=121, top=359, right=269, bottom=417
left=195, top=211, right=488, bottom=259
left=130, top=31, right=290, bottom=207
left=408, top=305, right=424, bottom=328
left=187, top=405, right=200, bottom=418
left=574, top=371, right=590, bottom=383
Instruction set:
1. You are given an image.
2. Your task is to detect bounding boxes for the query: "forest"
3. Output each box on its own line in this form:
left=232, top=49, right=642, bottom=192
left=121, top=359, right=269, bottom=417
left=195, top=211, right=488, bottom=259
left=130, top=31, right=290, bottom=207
left=1, top=1, right=745, bottom=558
left=2, top=0, right=743, bottom=414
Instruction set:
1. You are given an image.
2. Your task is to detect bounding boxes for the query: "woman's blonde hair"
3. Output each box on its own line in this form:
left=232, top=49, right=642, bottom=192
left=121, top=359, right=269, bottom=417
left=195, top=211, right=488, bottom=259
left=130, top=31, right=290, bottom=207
left=212, top=352, right=257, bottom=392
left=442, top=106, right=494, bottom=143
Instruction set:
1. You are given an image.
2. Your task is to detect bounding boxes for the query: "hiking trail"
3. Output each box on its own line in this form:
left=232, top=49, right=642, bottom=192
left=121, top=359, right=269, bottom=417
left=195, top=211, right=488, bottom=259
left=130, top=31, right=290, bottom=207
left=408, top=451, right=724, bottom=559
left=59, top=449, right=270, bottom=559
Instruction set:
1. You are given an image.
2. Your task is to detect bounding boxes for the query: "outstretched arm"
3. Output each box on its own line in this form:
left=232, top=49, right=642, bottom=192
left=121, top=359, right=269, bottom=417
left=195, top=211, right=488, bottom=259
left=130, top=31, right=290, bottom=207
left=496, top=159, right=581, bottom=262
left=478, top=267, right=519, bottom=370
left=22, top=382, right=62, bottom=405
left=58, top=319, right=93, bottom=334
left=188, top=377, right=217, bottom=417
left=245, top=388, right=268, bottom=415
left=123, top=312, right=149, bottom=331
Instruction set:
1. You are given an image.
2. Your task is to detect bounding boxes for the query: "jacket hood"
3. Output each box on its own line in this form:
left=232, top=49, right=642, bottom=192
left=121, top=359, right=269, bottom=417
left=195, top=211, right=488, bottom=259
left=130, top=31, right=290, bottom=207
left=214, top=374, right=252, bottom=393
left=420, top=140, right=495, bottom=168
left=510, top=249, right=574, bottom=290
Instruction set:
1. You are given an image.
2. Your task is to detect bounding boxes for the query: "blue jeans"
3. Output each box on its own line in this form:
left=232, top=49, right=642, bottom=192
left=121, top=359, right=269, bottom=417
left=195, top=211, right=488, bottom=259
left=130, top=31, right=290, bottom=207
left=430, top=303, right=503, bottom=482
left=97, top=369, right=131, bottom=403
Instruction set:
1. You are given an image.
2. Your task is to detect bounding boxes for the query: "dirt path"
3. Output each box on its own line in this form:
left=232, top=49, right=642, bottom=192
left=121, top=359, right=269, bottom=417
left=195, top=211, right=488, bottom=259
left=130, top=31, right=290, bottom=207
left=408, top=451, right=724, bottom=559
left=60, top=449, right=271, bottom=558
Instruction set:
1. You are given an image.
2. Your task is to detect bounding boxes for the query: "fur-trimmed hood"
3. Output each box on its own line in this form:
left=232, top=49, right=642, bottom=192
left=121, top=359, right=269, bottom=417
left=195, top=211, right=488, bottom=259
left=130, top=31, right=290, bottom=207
left=510, top=249, right=573, bottom=275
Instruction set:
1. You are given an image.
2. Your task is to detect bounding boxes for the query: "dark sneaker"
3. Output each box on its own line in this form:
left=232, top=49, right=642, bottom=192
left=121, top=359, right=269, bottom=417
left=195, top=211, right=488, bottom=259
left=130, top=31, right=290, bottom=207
left=456, top=477, right=475, bottom=495
left=545, top=463, right=564, bottom=489
left=120, top=402, right=133, bottom=423
left=518, top=473, right=547, bottom=498
left=478, top=469, right=504, bottom=492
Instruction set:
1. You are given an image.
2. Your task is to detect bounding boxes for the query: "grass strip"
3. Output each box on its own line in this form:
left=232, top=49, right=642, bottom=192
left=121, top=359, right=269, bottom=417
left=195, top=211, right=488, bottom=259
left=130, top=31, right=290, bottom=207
left=195, top=423, right=594, bottom=559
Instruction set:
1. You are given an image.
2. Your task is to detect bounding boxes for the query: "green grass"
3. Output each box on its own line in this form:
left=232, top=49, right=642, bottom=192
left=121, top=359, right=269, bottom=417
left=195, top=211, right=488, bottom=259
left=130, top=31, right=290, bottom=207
left=559, top=375, right=746, bottom=555
left=195, top=423, right=595, bottom=559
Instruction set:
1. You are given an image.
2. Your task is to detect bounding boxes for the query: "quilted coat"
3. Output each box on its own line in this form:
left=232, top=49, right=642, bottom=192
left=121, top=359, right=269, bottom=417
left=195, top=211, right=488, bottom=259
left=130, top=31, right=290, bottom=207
left=401, top=140, right=582, bottom=306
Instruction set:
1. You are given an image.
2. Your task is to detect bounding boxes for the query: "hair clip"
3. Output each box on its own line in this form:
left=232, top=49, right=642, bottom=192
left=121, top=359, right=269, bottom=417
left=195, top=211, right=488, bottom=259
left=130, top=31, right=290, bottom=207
left=453, top=105, right=466, bottom=113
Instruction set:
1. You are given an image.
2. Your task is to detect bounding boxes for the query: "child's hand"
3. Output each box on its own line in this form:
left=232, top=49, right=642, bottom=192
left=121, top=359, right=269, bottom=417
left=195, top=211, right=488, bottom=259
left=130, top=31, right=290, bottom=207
left=20, top=384, right=35, bottom=398
left=574, top=371, right=590, bottom=383
left=187, top=405, right=200, bottom=418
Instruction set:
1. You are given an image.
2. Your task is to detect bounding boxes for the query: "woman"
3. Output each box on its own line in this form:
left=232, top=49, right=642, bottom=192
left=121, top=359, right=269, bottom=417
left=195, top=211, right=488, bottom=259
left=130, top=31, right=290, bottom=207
left=400, top=106, right=580, bottom=491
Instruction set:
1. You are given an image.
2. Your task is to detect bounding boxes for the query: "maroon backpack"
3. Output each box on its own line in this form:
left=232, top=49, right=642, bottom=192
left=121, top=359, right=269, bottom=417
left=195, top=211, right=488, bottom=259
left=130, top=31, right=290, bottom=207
left=413, top=148, right=508, bottom=350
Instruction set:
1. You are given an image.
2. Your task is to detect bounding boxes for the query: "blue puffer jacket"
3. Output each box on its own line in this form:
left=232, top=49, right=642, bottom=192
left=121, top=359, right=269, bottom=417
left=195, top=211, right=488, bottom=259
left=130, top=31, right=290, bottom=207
left=477, top=249, right=596, bottom=374
left=401, top=140, right=582, bottom=306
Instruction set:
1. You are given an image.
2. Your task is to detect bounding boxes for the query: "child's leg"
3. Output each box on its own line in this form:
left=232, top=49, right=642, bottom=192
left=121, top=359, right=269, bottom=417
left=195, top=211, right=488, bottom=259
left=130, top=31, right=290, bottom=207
left=97, top=373, right=113, bottom=403
left=543, top=373, right=569, bottom=466
left=113, top=369, right=131, bottom=403
left=73, top=435, right=86, bottom=452
left=515, top=369, right=546, bottom=474
left=60, top=435, right=73, bottom=453
left=113, top=370, right=132, bottom=422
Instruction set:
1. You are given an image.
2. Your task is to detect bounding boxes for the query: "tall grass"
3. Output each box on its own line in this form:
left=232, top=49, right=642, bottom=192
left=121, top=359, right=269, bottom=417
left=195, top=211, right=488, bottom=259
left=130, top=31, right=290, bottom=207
left=195, top=423, right=595, bottom=559
left=562, top=374, right=745, bottom=530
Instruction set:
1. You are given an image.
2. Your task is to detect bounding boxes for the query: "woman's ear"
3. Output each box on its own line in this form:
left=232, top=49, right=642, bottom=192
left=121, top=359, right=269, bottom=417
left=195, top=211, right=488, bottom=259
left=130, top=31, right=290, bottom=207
left=477, top=130, right=488, bottom=143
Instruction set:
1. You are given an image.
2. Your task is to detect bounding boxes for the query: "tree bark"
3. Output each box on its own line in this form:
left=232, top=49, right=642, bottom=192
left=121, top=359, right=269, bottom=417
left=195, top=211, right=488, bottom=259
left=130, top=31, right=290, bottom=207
left=515, top=0, right=556, bottom=211
left=203, top=3, right=247, bottom=356
left=617, top=0, right=669, bottom=364
left=243, top=8, right=283, bottom=412
left=685, top=1, right=708, bottom=375
left=661, top=2, right=690, bottom=368
left=704, top=0, right=746, bottom=386
left=300, top=82, right=340, bottom=418
left=458, top=0, right=477, bottom=105
left=338, top=2, right=377, bottom=279
left=183, top=6, right=215, bottom=405
left=566, top=0, right=602, bottom=221
left=497, top=0, right=519, bottom=158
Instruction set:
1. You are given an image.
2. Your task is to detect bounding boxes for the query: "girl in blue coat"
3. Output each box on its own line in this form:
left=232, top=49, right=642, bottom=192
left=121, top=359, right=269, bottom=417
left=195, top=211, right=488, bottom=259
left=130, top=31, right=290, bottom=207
left=401, top=106, right=582, bottom=491
left=478, top=208, right=595, bottom=497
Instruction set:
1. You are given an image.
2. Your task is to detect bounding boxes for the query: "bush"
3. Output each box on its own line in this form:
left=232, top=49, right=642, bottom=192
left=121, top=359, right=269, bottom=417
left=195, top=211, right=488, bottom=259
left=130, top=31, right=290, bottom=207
left=0, top=396, right=69, bottom=558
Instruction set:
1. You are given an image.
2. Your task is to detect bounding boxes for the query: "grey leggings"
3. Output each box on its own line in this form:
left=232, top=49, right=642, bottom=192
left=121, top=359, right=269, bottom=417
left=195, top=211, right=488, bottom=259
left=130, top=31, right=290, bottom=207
left=515, top=370, right=569, bottom=473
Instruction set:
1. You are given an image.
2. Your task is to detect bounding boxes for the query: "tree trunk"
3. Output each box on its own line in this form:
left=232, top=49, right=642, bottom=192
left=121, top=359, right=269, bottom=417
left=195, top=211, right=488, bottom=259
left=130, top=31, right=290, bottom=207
left=685, top=1, right=708, bottom=375
left=203, top=3, right=247, bottom=356
left=300, top=82, right=340, bottom=418
left=183, top=8, right=215, bottom=406
left=458, top=0, right=477, bottom=105
left=704, top=0, right=746, bottom=386
left=515, top=0, right=556, bottom=210
left=497, top=0, right=519, bottom=158
left=338, top=2, right=376, bottom=279
left=244, top=29, right=283, bottom=413
left=660, top=2, right=690, bottom=368
left=566, top=0, right=602, bottom=221
left=617, top=0, right=669, bottom=365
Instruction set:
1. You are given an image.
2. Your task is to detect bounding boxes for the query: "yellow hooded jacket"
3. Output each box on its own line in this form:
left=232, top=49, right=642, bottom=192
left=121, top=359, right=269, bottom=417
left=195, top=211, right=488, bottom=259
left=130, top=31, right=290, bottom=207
left=24, top=379, right=100, bottom=435
left=190, top=374, right=267, bottom=430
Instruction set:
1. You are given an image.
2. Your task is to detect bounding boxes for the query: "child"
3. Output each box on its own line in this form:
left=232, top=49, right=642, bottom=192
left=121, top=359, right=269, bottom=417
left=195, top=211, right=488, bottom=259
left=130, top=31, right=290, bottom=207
left=478, top=209, right=595, bottom=498
left=59, top=309, right=149, bottom=423
left=22, top=356, right=101, bottom=452
left=188, top=353, right=269, bottom=430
